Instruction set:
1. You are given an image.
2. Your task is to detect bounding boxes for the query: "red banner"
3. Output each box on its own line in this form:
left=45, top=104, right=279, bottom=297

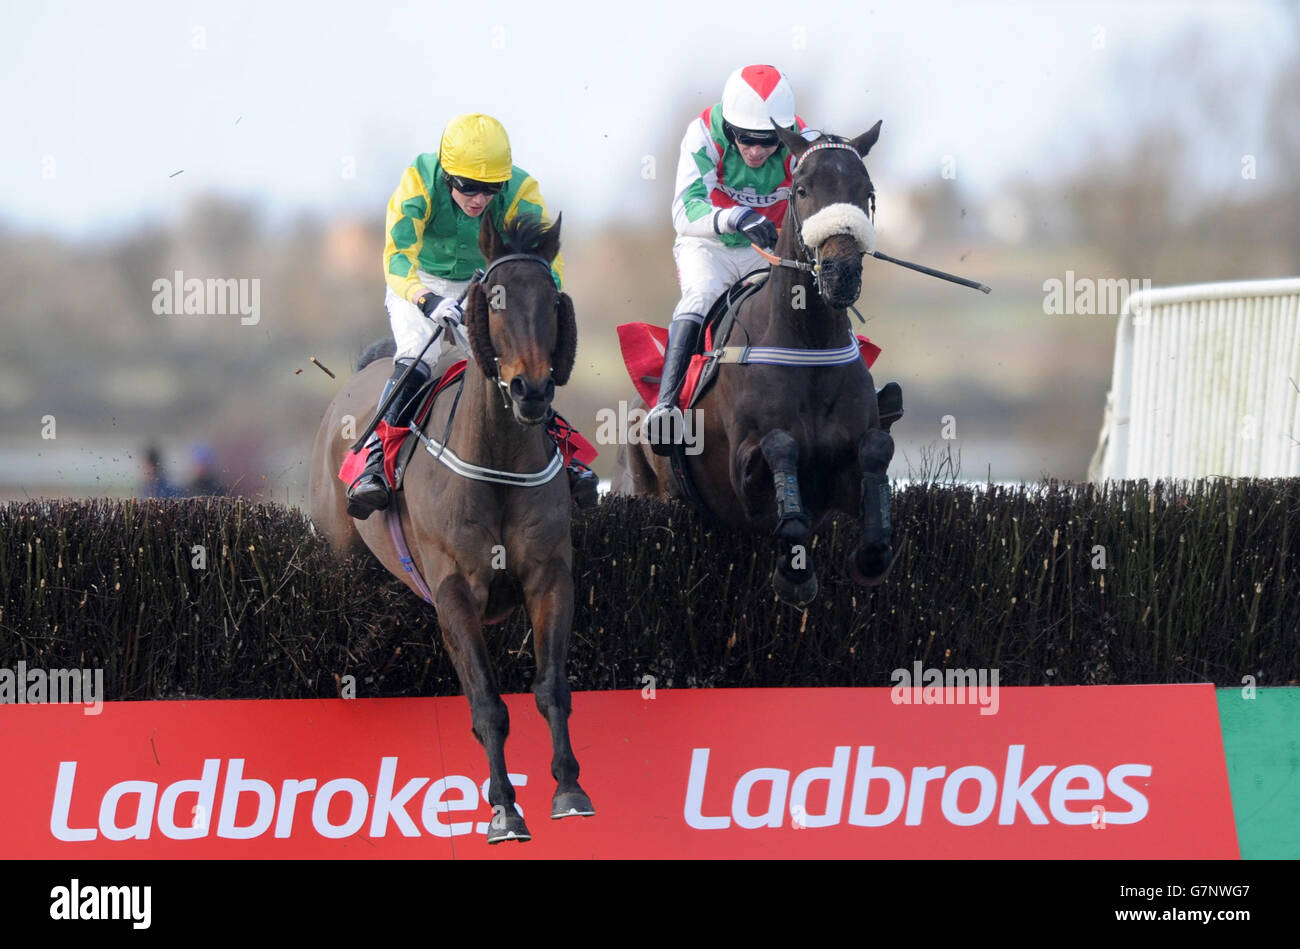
left=0, top=685, right=1237, bottom=858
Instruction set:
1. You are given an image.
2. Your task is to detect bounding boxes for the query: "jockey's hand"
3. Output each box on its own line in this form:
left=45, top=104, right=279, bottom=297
left=430, top=297, right=465, bottom=332
left=417, top=291, right=443, bottom=318
left=730, top=208, right=779, bottom=251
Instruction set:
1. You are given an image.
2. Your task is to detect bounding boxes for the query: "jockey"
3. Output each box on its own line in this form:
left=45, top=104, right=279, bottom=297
left=347, top=113, right=592, bottom=518
left=645, top=65, right=902, bottom=452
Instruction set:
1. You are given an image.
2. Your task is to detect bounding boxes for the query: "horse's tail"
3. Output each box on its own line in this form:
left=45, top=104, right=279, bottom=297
left=355, top=337, right=397, bottom=372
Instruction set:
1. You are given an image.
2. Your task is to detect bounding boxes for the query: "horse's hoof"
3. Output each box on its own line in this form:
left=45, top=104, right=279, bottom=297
left=850, top=542, right=898, bottom=586
left=773, top=567, right=819, bottom=608
left=486, top=804, right=532, bottom=844
left=551, top=790, right=596, bottom=819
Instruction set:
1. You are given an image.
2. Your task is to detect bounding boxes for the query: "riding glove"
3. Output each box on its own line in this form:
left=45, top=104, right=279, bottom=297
left=728, top=208, right=779, bottom=251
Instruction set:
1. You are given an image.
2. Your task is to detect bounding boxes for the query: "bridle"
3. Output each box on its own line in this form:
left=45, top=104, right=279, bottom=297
left=473, top=251, right=556, bottom=408
left=756, top=138, right=875, bottom=302
left=406, top=249, right=566, bottom=488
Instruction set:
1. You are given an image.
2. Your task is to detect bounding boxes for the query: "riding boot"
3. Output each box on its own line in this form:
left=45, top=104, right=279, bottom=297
left=644, top=316, right=701, bottom=456
left=346, top=358, right=432, bottom=519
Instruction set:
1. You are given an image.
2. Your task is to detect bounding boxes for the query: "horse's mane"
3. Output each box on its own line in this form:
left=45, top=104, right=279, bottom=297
left=497, top=213, right=556, bottom=257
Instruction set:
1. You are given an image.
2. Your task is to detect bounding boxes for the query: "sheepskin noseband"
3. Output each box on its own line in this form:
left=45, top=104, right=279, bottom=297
left=799, top=202, right=876, bottom=255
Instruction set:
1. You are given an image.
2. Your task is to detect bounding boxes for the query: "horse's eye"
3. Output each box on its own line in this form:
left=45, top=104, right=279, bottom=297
left=796, top=186, right=807, bottom=198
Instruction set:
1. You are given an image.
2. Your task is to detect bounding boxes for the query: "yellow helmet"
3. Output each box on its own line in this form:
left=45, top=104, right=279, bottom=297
left=439, top=113, right=513, bottom=183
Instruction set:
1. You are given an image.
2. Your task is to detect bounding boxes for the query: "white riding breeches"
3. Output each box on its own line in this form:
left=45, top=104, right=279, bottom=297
left=385, top=271, right=472, bottom=368
left=671, top=235, right=767, bottom=323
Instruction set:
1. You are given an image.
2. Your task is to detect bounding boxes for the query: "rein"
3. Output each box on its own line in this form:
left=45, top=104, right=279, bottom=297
left=751, top=139, right=874, bottom=324
left=778, top=141, right=872, bottom=287
left=410, top=251, right=563, bottom=488
left=761, top=139, right=991, bottom=295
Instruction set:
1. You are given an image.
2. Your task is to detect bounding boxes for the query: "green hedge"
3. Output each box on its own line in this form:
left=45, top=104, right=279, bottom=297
left=1, top=479, right=1296, bottom=699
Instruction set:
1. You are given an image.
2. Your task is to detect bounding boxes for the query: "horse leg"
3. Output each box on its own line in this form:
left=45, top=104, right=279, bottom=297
left=850, top=427, right=896, bottom=585
left=759, top=430, right=818, bottom=607
left=523, top=557, right=595, bottom=819
left=434, top=573, right=530, bottom=843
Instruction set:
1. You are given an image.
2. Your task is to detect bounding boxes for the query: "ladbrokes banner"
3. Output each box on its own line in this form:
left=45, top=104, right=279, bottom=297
left=0, top=684, right=1237, bottom=858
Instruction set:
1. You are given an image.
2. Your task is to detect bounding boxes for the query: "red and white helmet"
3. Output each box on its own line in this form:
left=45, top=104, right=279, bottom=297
left=721, top=65, right=796, bottom=132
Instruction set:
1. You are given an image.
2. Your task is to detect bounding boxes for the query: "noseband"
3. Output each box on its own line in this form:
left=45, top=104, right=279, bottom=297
left=765, top=140, right=875, bottom=300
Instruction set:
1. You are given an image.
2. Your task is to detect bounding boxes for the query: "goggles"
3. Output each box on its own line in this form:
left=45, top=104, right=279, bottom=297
left=444, top=173, right=504, bottom=196
left=726, top=123, right=779, bottom=148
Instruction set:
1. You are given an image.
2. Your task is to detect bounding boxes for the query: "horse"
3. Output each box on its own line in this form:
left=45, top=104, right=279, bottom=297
left=611, top=121, right=895, bottom=607
left=309, top=212, right=594, bottom=843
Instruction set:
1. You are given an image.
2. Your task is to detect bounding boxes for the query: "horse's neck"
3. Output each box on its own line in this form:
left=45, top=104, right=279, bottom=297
left=748, top=229, right=852, bottom=349
left=449, top=370, right=551, bottom=469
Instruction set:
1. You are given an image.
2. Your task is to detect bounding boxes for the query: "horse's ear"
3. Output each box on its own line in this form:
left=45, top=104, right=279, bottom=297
left=551, top=291, right=577, bottom=386
left=465, top=280, right=498, bottom=379
left=852, top=120, right=883, bottom=158
left=537, top=212, right=562, bottom=263
left=478, top=212, right=506, bottom=262
left=772, top=120, right=811, bottom=160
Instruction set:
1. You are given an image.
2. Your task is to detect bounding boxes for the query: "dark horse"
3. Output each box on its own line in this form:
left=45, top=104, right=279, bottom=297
left=309, top=213, right=594, bottom=843
left=612, top=121, right=895, bottom=606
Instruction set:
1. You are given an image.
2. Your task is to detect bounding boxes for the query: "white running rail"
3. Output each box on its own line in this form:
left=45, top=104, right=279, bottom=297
left=1090, top=277, right=1300, bottom=480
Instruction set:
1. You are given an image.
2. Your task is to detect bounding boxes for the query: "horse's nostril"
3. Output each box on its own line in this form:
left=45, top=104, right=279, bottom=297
left=509, top=377, right=526, bottom=400
left=543, top=379, right=555, bottom=400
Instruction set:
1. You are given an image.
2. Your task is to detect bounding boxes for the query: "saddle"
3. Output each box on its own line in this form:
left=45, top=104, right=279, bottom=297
left=338, top=350, right=596, bottom=492
left=616, top=272, right=894, bottom=512
left=616, top=270, right=883, bottom=413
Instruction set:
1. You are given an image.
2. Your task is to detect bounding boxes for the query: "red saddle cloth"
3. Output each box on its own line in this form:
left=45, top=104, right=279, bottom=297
left=615, top=323, right=882, bottom=410
left=338, top=360, right=597, bottom=487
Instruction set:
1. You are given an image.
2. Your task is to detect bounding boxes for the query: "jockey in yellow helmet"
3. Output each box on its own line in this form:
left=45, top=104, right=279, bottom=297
left=347, top=113, right=578, bottom=518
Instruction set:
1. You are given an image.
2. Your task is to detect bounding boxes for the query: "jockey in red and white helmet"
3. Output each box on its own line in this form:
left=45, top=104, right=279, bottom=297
left=645, top=65, right=816, bottom=452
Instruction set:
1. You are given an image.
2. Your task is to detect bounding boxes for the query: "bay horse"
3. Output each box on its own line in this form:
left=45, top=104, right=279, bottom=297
left=612, top=121, right=895, bottom=607
left=309, top=213, right=594, bottom=843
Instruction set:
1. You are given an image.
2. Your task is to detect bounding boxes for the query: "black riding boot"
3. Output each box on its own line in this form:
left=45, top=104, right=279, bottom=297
left=346, top=359, right=431, bottom=519
left=646, top=317, right=701, bottom=456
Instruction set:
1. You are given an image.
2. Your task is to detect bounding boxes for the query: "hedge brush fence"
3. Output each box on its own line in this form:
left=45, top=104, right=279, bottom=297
left=1, top=479, right=1296, bottom=700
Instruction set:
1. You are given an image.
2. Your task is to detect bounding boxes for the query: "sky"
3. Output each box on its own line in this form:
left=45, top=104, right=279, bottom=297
left=0, top=0, right=1295, bottom=240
